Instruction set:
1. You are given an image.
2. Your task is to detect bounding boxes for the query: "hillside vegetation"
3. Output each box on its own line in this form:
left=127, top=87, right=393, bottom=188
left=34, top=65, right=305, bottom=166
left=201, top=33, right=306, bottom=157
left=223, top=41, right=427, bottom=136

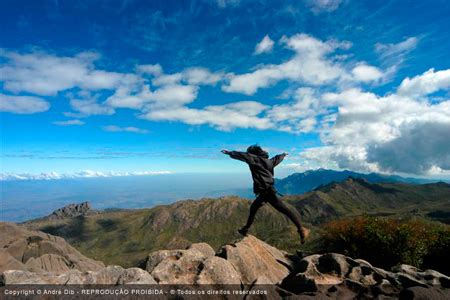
left=317, top=216, right=450, bottom=275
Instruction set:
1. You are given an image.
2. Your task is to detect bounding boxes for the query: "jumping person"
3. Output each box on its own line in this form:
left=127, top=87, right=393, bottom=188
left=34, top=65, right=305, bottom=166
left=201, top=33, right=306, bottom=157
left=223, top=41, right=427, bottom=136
left=221, top=145, right=310, bottom=244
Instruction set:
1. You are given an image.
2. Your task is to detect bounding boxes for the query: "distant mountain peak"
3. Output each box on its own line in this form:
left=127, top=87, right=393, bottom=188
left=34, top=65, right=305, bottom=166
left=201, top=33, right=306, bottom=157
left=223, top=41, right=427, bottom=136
left=49, top=201, right=97, bottom=219
left=276, top=169, right=438, bottom=196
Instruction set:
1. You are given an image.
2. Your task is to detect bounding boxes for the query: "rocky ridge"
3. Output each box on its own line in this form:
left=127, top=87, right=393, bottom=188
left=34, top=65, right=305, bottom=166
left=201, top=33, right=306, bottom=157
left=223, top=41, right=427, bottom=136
left=0, top=222, right=104, bottom=274
left=1, top=223, right=449, bottom=298
left=44, top=201, right=97, bottom=221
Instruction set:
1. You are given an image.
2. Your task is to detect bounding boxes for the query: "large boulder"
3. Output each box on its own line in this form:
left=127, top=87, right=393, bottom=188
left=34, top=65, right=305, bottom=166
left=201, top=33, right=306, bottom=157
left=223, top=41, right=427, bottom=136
left=145, top=242, right=239, bottom=284
left=196, top=256, right=241, bottom=285
left=218, top=235, right=293, bottom=285
left=0, top=222, right=104, bottom=273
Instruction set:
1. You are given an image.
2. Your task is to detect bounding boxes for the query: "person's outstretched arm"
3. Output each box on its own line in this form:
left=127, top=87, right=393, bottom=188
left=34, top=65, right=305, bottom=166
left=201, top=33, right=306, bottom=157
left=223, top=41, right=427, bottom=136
left=271, top=152, right=288, bottom=167
left=221, top=149, right=251, bottom=163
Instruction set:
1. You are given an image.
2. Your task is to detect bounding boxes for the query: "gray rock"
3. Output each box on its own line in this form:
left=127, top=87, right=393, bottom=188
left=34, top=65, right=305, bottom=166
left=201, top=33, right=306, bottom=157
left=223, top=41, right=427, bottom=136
left=1, top=270, right=84, bottom=285
left=149, top=244, right=212, bottom=284
left=394, top=273, right=428, bottom=289
left=316, top=253, right=351, bottom=277
left=187, top=243, right=215, bottom=258
left=47, top=202, right=96, bottom=220
left=145, top=250, right=182, bottom=273
left=399, top=286, right=449, bottom=300
left=0, top=222, right=104, bottom=273
left=117, top=268, right=157, bottom=284
left=219, top=235, right=292, bottom=285
left=85, top=265, right=124, bottom=284
left=196, top=256, right=241, bottom=284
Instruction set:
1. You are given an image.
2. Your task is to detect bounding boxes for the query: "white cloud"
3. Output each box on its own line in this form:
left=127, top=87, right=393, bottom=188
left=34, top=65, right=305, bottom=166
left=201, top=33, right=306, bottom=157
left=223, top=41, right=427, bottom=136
left=375, top=37, right=418, bottom=60
left=300, top=145, right=379, bottom=172
left=303, top=85, right=450, bottom=175
left=68, top=92, right=115, bottom=117
left=351, top=64, right=384, bottom=82
left=151, top=84, right=198, bottom=105
left=254, top=35, right=275, bottom=55
left=2, top=37, right=449, bottom=176
left=102, top=125, right=149, bottom=134
left=266, top=88, right=324, bottom=132
left=375, top=37, right=418, bottom=78
left=151, top=67, right=222, bottom=86
left=0, top=50, right=138, bottom=96
left=136, top=64, right=163, bottom=76
left=222, top=33, right=372, bottom=95
left=0, top=93, right=50, bottom=114
left=106, top=84, right=198, bottom=109
left=367, top=121, right=450, bottom=174
left=142, top=101, right=272, bottom=131
left=0, top=170, right=173, bottom=181
left=183, top=67, right=222, bottom=85
left=397, top=68, right=450, bottom=97
left=53, top=119, right=85, bottom=126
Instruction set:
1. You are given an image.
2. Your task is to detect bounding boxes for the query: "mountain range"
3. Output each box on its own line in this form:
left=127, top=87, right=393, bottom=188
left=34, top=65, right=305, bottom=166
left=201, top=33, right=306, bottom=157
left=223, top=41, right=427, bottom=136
left=23, top=178, right=450, bottom=267
left=274, top=168, right=438, bottom=195
left=216, top=169, right=442, bottom=199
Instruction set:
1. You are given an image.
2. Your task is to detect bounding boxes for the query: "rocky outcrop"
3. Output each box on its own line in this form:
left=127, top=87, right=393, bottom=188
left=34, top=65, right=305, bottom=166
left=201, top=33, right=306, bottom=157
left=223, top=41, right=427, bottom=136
left=46, top=202, right=97, bottom=220
left=0, top=222, right=104, bottom=273
left=279, top=253, right=449, bottom=298
left=1, top=231, right=449, bottom=298
left=218, top=235, right=294, bottom=284
left=145, top=242, right=241, bottom=284
left=1, top=266, right=157, bottom=285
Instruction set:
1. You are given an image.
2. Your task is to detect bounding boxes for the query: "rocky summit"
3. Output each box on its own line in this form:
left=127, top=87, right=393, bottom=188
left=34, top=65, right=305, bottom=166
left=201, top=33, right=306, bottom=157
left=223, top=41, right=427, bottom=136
left=1, top=222, right=449, bottom=299
left=0, top=222, right=104, bottom=274
left=37, top=201, right=97, bottom=221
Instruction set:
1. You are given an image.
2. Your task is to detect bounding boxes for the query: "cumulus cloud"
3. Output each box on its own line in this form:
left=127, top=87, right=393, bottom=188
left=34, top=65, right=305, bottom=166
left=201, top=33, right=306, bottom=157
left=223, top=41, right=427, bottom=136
left=67, top=92, right=115, bottom=117
left=142, top=101, right=272, bottom=131
left=0, top=94, right=50, bottom=114
left=351, top=64, right=384, bottom=82
left=266, top=88, right=324, bottom=132
left=102, top=125, right=149, bottom=134
left=254, top=35, right=275, bottom=55
left=366, top=121, right=450, bottom=174
left=106, top=84, right=198, bottom=109
left=2, top=35, right=449, bottom=176
left=151, top=67, right=222, bottom=86
left=222, top=33, right=378, bottom=95
left=302, top=83, right=450, bottom=175
left=397, top=68, right=450, bottom=98
left=136, top=64, right=163, bottom=76
left=0, top=50, right=138, bottom=96
left=0, top=170, right=173, bottom=181
left=53, top=119, right=85, bottom=126
left=301, top=145, right=378, bottom=172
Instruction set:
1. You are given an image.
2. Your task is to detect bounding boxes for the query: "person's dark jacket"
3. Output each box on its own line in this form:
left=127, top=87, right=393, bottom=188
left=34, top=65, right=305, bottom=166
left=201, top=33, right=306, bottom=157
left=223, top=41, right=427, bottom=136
left=227, top=151, right=287, bottom=194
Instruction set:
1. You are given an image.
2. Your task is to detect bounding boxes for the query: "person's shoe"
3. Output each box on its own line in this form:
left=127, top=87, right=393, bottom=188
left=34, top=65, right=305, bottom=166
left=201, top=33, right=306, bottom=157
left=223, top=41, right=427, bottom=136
left=298, top=227, right=310, bottom=244
left=238, top=227, right=249, bottom=236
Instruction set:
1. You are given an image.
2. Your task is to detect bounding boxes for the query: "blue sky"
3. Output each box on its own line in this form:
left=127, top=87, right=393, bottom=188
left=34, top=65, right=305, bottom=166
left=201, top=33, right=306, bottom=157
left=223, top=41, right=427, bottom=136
left=1, top=0, right=450, bottom=180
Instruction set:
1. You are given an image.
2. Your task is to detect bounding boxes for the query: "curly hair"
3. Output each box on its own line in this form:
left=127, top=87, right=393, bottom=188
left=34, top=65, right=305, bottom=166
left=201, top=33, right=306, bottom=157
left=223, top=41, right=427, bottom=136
left=246, top=144, right=269, bottom=158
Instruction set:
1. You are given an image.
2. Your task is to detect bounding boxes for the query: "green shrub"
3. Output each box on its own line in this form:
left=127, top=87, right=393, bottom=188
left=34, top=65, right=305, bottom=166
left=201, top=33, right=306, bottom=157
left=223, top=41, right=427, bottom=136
left=319, top=216, right=450, bottom=275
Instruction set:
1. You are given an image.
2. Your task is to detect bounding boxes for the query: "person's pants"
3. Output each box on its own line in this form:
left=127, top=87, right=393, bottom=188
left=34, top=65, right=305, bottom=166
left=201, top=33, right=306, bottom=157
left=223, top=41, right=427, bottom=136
left=243, top=188, right=303, bottom=231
